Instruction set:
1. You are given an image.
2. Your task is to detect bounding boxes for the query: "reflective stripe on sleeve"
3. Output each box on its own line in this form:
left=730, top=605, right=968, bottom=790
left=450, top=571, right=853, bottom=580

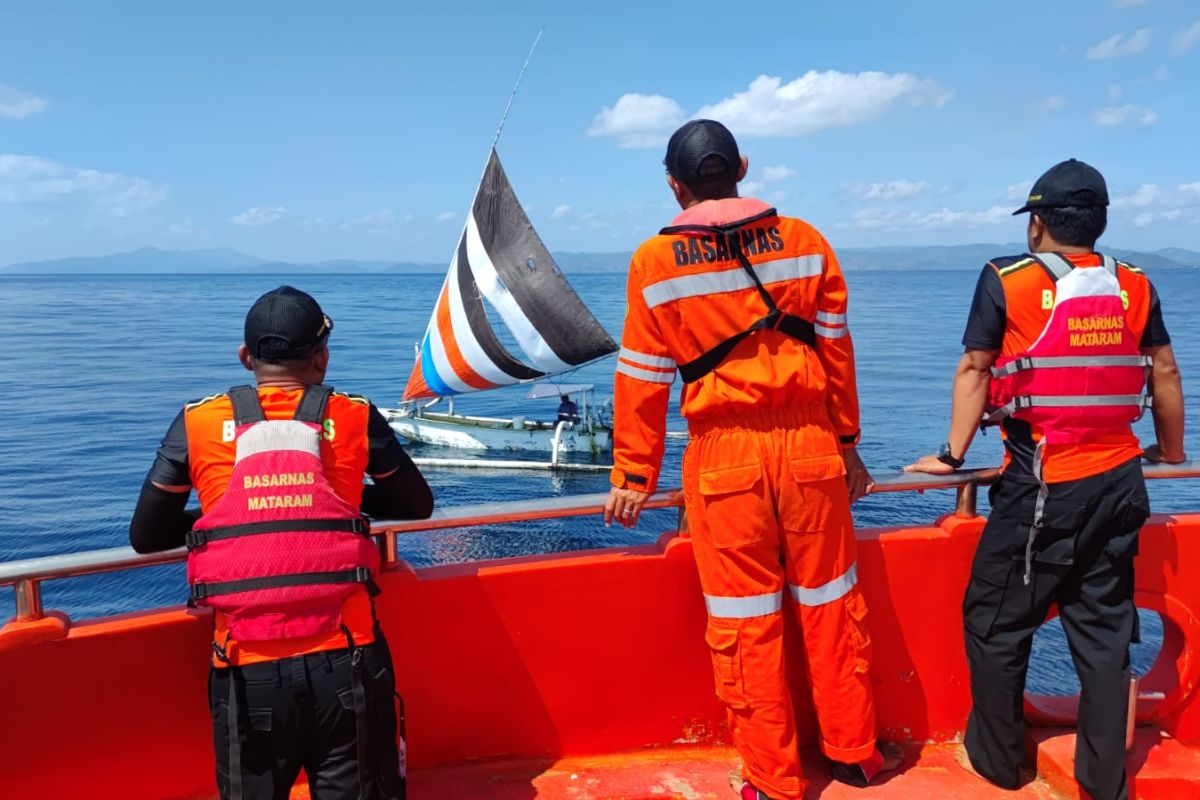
left=642, top=254, right=824, bottom=309
left=816, top=311, right=847, bottom=326
left=788, top=563, right=857, bottom=607
left=615, top=360, right=677, bottom=384
left=704, top=590, right=783, bottom=619
left=815, top=323, right=848, bottom=339
left=619, top=347, right=677, bottom=370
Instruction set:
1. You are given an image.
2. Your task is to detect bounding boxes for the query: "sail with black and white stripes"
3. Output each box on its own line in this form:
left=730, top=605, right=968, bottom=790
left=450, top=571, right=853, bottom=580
left=403, top=149, right=617, bottom=400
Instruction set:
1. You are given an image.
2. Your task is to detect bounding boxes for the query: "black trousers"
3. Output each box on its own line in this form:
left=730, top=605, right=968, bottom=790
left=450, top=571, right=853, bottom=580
left=209, top=634, right=404, bottom=800
left=962, top=457, right=1149, bottom=800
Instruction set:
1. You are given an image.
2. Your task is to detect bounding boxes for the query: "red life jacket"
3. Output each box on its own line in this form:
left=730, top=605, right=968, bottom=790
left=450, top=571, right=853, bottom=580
left=986, top=253, right=1152, bottom=446
left=186, top=385, right=381, bottom=644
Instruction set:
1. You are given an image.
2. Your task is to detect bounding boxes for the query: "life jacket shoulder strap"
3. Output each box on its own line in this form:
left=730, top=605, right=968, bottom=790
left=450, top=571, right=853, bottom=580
left=228, top=385, right=266, bottom=425
left=658, top=209, right=818, bottom=384
left=293, top=384, right=333, bottom=424
left=1029, top=252, right=1118, bottom=283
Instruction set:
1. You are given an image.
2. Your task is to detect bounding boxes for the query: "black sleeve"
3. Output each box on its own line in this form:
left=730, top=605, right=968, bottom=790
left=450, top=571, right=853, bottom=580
left=366, top=403, right=407, bottom=476
left=361, top=404, right=434, bottom=520
left=1140, top=282, right=1171, bottom=348
left=146, top=409, right=191, bottom=486
left=962, top=266, right=1006, bottom=350
left=129, top=480, right=200, bottom=553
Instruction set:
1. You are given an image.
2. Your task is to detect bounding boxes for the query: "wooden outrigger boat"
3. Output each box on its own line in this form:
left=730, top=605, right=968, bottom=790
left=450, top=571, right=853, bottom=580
left=3, top=463, right=1199, bottom=798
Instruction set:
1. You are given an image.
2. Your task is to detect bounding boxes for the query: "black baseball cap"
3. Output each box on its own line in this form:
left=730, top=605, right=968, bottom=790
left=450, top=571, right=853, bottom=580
left=244, top=286, right=333, bottom=360
left=1013, top=159, right=1109, bottom=215
left=664, top=119, right=740, bottom=184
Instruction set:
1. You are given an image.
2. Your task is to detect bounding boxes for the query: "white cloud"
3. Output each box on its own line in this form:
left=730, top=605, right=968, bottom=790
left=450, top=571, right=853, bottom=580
left=1171, top=20, right=1200, bottom=56
left=551, top=204, right=571, bottom=219
left=1133, top=210, right=1183, bottom=227
left=1040, top=95, right=1068, bottom=111
left=167, top=220, right=194, bottom=236
left=1085, top=29, right=1152, bottom=60
left=1155, top=66, right=1171, bottom=81
left=1093, top=104, right=1158, bottom=127
left=853, top=204, right=1010, bottom=231
left=354, top=208, right=395, bottom=226
left=1179, top=181, right=1200, bottom=195
left=849, top=179, right=928, bottom=200
left=587, top=93, right=685, bottom=148
left=761, top=164, right=796, bottom=182
left=1112, top=183, right=1163, bottom=209
left=435, top=211, right=456, bottom=222
left=696, top=71, right=951, bottom=138
left=232, top=206, right=287, bottom=227
left=0, top=86, right=46, bottom=120
left=1005, top=181, right=1034, bottom=202
left=0, top=153, right=167, bottom=216
left=740, top=180, right=765, bottom=197
left=588, top=70, right=950, bottom=148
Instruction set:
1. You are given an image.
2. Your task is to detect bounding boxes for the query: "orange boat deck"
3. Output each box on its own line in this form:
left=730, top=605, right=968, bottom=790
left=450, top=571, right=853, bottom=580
left=3, top=480, right=1200, bottom=798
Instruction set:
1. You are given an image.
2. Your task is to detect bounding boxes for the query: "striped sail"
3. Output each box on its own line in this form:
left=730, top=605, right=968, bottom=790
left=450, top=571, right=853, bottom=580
left=403, top=149, right=617, bottom=400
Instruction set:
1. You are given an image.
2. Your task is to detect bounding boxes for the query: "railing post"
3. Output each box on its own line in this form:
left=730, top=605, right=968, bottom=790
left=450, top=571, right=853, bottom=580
left=377, top=530, right=398, bottom=568
left=955, top=482, right=978, bottom=518
left=677, top=504, right=688, bottom=535
left=15, top=578, right=43, bottom=621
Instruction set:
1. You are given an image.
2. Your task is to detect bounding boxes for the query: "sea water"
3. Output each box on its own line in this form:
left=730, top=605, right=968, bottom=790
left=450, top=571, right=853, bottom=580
left=2, top=267, right=1198, bottom=693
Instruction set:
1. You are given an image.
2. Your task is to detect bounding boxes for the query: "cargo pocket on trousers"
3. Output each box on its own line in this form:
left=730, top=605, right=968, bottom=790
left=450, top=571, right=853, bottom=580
left=844, top=591, right=873, bottom=675
left=705, top=619, right=747, bottom=710
left=963, top=559, right=1018, bottom=641
left=1032, top=500, right=1088, bottom=568
left=1106, top=491, right=1149, bottom=564
left=789, top=454, right=847, bottom=485
left=698, top=462, right=764, bottom=548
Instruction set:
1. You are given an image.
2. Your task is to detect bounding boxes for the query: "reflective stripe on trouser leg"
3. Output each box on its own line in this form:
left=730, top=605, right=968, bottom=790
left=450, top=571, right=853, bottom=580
left=684, top=429, right=806, bottom=800
left=780, top=467, right=877, bottom=765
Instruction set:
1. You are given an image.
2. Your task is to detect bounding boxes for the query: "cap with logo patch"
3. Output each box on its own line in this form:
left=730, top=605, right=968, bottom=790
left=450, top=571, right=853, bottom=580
left=1012, top=159, right=1109, bottom=215
left=244, top=286, right=333, bottom=360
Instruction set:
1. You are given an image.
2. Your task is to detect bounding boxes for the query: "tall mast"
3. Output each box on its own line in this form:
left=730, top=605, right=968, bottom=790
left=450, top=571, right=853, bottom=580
left=491, top=25, right=545, bottom=151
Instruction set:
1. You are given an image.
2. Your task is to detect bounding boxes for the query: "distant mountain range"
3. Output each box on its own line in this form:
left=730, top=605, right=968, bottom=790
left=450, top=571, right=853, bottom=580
left=3, top=243, right=1198, bottom=275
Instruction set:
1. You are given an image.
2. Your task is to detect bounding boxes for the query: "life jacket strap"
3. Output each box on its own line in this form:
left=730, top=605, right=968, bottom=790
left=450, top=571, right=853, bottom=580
left=677, top=311, right=815, bottom=384
left=186, top=517, right=369, bottom=549
left=986, top=393, right=1153, bottom=423
left=660, top=208, right=819, bottom=384
left=1032, top=252, right=1118, bottom=283
left=190, top=567, right=372, bottom=601
left=228, top=385, right=266, bottom=425
left=293, top=384, right=333, bottom=424
left=991, top=354, right=1152, bottom=378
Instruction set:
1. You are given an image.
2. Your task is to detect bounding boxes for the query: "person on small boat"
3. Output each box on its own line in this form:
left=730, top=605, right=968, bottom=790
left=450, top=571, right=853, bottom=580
left=604, top=119, right=901, bottom=799
left=129, top=286, right=433, bottom=800
left=907, top=159, right=1187, bottom=800
left=557, top=394, right=580, bottom=424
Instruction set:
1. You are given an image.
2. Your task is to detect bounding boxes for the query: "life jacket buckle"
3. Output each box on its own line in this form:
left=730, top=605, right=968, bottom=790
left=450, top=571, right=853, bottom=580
left=184, top=530, right=206, bottom=550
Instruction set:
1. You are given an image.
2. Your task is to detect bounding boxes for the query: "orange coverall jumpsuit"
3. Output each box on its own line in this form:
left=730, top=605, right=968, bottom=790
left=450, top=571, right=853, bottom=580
left=612, top=197, right=876, bottom=798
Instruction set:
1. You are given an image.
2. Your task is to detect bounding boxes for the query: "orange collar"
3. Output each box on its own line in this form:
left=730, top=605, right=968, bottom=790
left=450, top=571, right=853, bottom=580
left=669, top=197, right=772, bottom=228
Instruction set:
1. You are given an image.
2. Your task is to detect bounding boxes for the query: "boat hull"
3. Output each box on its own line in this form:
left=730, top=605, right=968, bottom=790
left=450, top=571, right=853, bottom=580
left=385, top=409, right=612, bottom=454
left=3, top=513, right=1199, bottom=798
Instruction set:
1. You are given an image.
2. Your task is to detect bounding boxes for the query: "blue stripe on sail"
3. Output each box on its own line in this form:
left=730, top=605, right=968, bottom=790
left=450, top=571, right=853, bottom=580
left=420, top=333, right=457, bottom=397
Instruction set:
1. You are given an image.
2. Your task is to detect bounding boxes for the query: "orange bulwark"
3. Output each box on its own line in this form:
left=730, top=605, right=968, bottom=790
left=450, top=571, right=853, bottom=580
left=3, top=475, right=1200, bottom=798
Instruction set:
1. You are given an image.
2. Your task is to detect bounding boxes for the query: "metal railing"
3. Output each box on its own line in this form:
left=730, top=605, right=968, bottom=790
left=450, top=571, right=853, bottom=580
left=2, top=462, right=1196, bottom=623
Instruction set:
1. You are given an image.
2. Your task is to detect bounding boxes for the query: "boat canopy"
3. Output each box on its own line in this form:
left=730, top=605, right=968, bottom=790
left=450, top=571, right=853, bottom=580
left=526, top=382, right=594, bottom=400
left=403, top=149, right=617, bottom=400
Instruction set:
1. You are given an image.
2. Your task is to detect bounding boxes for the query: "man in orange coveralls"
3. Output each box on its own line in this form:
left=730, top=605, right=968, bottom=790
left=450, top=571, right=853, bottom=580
left=603, top=120, right=901, bottom=799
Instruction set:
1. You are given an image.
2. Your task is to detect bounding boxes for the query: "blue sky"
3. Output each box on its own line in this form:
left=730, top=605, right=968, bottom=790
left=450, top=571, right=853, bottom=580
left=1, top=1, right=1198, bottom=265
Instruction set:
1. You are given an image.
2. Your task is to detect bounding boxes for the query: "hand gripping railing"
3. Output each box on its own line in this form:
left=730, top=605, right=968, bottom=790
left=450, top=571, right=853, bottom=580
left=1, top=462, right=1196, bottom=622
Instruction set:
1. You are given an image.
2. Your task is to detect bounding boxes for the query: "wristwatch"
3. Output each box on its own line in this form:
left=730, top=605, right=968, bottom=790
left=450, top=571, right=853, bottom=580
left=937, top=443, right=964, bottom=469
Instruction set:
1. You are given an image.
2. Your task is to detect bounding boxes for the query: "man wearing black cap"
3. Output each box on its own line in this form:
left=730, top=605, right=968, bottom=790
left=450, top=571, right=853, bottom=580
left=605, top=120, right=897, bottom=799
left=130, top=286, right=433, bottom=799
left=907, top=160, right=1186, bottom=799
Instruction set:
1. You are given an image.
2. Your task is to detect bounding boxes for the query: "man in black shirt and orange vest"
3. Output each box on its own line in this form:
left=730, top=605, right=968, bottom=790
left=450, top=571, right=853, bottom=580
left=129, top=286, right=434, bottom=800
left=908, top=160, right=1186, bottom=800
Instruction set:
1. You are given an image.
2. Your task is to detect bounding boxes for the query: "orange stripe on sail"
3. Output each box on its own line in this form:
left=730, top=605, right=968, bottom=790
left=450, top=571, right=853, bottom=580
left=435, top=287, right=496, bottom=392
left=402, top=358, right=436, bottom=400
